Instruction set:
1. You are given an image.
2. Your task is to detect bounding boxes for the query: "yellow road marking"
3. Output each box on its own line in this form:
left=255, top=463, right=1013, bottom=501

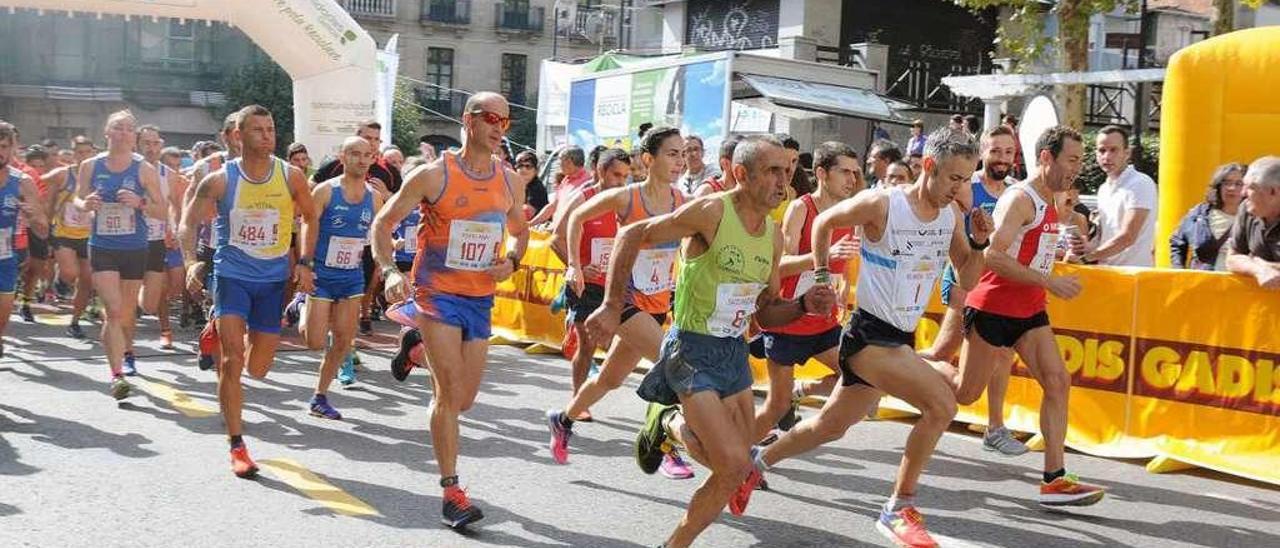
left=258, top=458, right=381, bottom=517
left=136, top=379, right=218, bottom=418
left=35, top=314, right=72, bottom=326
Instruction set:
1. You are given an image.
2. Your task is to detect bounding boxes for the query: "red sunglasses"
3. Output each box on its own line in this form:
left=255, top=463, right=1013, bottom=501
left=470, top=109, right=511, bottom=131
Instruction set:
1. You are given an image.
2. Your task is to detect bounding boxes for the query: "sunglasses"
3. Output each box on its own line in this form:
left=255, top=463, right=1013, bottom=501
left=470, top=109, right=511, bottom=131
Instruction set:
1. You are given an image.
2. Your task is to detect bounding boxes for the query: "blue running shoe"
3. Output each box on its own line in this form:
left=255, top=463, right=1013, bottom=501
left=122, top=351, right=138, bottom=376
left=309, top=394, right=342, bottom=420
left=337, top=352, right=357, bottom=386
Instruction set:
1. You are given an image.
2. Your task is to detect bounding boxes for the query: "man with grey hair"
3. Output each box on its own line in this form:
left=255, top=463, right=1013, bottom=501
left=527, top=145, right=589, bottom=226
left=732, top=128, right=992, bottom=547
left=1226, top=156, right=1280, bottom=289
left=585, top=134, right=836, bottom=548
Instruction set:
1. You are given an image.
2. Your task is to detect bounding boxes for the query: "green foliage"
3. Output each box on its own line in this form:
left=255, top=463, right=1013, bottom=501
left=507, top=98, right=538, bottom=153
left=214, top=58, right=294, bottom=154
left=952, top=0, right=1137, bottom=73
left=391, top=79, right=422, bottom=153
left=1077, top=130, right=1160, bottom=195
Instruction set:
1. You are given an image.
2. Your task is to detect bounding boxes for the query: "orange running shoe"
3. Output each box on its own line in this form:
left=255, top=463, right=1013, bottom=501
left=230, top=445, right=259, bottom=479
left=876, top=506, right=939, bottom=548
left=441, top=485, right=484, bottom=529
left=1039, top=473, right=1106, bottom=507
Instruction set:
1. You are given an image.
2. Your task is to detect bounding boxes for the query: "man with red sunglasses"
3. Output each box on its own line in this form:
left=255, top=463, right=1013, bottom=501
left=372, top=91, right=528, bottom=530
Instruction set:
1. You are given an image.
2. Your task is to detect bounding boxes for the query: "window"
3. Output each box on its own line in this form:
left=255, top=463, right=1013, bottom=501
left=500, top=53, right=527, bottom=104
left=577, top=0, right=600, bottom=8
left=505, top=0, right=530, bottom=13
left=167, top=20, right=195, bottom=61
left=426, top=47, right=454, bottom=102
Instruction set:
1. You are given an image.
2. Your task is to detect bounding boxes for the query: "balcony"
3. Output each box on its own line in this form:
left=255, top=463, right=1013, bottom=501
left=558, top=6, right=617, bottom=46
left=340, top=0, right=398, bottom=20
left=494, top=4, right=544, bottom=34
left=421, top=0, right=470, bottom=25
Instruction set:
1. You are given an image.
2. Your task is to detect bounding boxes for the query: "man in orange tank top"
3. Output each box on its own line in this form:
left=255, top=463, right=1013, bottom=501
left=371, top=91, right=528, bottom=530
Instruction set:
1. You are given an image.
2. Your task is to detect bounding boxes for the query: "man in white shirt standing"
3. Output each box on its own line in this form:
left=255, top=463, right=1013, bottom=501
left=1079, top=125, right=1157, bottom=267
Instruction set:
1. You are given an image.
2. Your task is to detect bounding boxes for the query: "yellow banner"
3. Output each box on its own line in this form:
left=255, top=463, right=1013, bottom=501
left=492, top=231, right=1280, bottom=485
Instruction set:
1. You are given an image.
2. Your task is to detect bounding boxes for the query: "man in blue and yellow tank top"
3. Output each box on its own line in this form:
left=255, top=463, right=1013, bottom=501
left=371, top=91, right=528, bottom=530
left=0, top=121, right=50, bottom=360
left=41, top=135, right=97, bottom=339
left=584, top=135, right=836, bottom=548
left=178, top=105, right=318, bottom=479
left=72, top=110, right=168, bottom=399
left=297, top=136, right=383, bottom=420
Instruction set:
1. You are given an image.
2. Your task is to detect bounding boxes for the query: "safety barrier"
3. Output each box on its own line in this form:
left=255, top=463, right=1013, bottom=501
left=492, top=231, right=1280, bottom=485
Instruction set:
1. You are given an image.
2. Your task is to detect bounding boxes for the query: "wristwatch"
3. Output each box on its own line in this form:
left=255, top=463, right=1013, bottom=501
left=968, top=234, right=990, bottom=251
left=298, top=257, right=314, bottom=269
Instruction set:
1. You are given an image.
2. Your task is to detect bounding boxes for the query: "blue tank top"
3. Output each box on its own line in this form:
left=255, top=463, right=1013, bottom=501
left=394, top=207, right=421, bottom=264
left=213, top=157, right=295, bottom=282
left=0, top=167, right=22, bottom=264
left=314, top=180, right=374, bottom=280
left=966, top=174, right=1006, bottom=233
left=88, top=155, right=148, bottom=250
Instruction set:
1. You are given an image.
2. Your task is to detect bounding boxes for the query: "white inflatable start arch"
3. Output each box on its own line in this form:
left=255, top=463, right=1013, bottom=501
left=3, top=0, right=377, bottom=156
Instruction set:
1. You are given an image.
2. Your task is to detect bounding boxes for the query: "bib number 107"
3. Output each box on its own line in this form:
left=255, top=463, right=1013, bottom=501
left=459, top=241, right=500, bottom=263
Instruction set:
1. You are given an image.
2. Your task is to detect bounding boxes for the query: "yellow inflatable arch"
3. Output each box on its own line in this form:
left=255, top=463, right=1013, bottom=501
left=1158, top=26, right=1280, bottom=267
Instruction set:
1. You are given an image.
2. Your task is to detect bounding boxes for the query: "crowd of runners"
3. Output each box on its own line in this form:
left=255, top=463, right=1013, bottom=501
left=0, top=90, right=1110, bottom=547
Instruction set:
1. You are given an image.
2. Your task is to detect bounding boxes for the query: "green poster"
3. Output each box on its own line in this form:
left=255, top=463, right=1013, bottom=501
left=629, top=68, right=665, bottom=136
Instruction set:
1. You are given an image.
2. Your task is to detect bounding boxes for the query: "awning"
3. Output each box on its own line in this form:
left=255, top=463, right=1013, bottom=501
left=738, top=73, right=910, bottom=125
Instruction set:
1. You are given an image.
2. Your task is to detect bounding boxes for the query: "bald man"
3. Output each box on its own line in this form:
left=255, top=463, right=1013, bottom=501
left=298, top=137, right=384, bottom=419
left=371, top=91, right=528, bottom=529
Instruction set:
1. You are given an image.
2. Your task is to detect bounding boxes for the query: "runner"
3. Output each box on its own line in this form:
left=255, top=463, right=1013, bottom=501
left=545, top=147, right=631, bottom=425
left=73, top=110, right=168, bottom=396
left=137, top=125, right=187, bottom=350
left=371, top=91, right=528, bottom=528
left=42, top=135, right=97, bottom=338
left=947, top=125, right=1106, bottom=507
left=298, top=136, right=383, bottom=419
left=692, top=136, right=743, bottom=197
left=751, top=141, right=862, bottom=441
left=921, top=124, right=1027, bottom=456
left=732, top=129, right=991, bottom=547
left=178, top=104, right=317, bottom=477
left=0, top=121, right=50, bottom=357
left=16, top=145, right=52, bottom=319
left=584, top=135, right=836, bottom=548
left=545, top=133, right=690, bottom=476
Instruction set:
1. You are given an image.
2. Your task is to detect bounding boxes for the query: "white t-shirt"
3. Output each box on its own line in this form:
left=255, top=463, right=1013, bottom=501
left=1096, top=166, right=1157, bottom=267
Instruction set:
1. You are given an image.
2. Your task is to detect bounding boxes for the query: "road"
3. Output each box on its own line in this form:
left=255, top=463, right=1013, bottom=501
left=2, top=303, right=1278, bottom=547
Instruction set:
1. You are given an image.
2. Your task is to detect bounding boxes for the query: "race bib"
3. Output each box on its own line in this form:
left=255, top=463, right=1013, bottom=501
left=62, top=203, right=92, bottom=228
left=1030, top=231, right=1058, bottom=275
left=631, top=248, right=676, bottom=295
left=146, top=217, right=167, bottom=240
left=96, top=203, right=136, bottom=236
left=324, top=235, right=364, bottom=269
left=445, top=220, right=502, bottom=271
left=0, top=228, right=11, bottom=260
left=402, top=226, right=418, bottom=253
left=894, top=259, right=941, bottom=318
left=706, top=282, right=765, bottom=338
left=590, top=238, right=614, bottom=269
left=229, top=208, right=280, bottom=252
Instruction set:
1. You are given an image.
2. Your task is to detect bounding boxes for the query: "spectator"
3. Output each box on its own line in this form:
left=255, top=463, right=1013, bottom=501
left=866, top=139, right=903, bottom=188
left=885, top=160, right=913, bottom=186
left=286, top=142, right=314, bottom=179
left=312, top=120, right=401, bottom=194
left=906, top=119, right=927, bottom=156
left=417, top=135, right=438, bottom=162
left=678, top=134, right=718, bottom=195
left=383, top=145, right=405, bottom=172
left=1055, top=180, right=1091, bottom=259
left=1170, top=163, right=1245, bottom=270
left=528, top=145, right=589, bottom=226
left=1079, top=125, right=1157, bottom=267
left=964, top=114, right=980, bottom=137
left=1226, top=156, right=1280, bottom=289
left=629, top=147, right=648, bottom=183
left=515, top=150, right=549, bottom=213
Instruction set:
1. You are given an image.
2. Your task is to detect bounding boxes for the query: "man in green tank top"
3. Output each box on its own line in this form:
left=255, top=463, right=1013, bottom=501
left=586, top=135, right=836, bottom=548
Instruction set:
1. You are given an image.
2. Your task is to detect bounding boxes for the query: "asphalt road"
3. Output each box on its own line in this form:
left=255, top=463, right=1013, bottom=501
left=2, top=303, right=1278, bottom=547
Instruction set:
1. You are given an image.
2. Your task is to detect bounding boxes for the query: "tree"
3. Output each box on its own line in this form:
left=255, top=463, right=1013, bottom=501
left=1214, top=0, right=1268, bottom=36
left=390, top=79, right=422, bottom=154
left=215, top=58, right=294, bottom=154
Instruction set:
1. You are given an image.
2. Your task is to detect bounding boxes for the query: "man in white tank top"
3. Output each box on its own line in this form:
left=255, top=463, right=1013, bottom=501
left=137, top=125, right=188, bottom=350
left=733, top=129, right=994, bottom=548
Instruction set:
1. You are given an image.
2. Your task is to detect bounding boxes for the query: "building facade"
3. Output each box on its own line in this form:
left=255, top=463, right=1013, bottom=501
left=339, top=0, right=629, bottom=151
left=0, top=10, right=257, bottom=147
